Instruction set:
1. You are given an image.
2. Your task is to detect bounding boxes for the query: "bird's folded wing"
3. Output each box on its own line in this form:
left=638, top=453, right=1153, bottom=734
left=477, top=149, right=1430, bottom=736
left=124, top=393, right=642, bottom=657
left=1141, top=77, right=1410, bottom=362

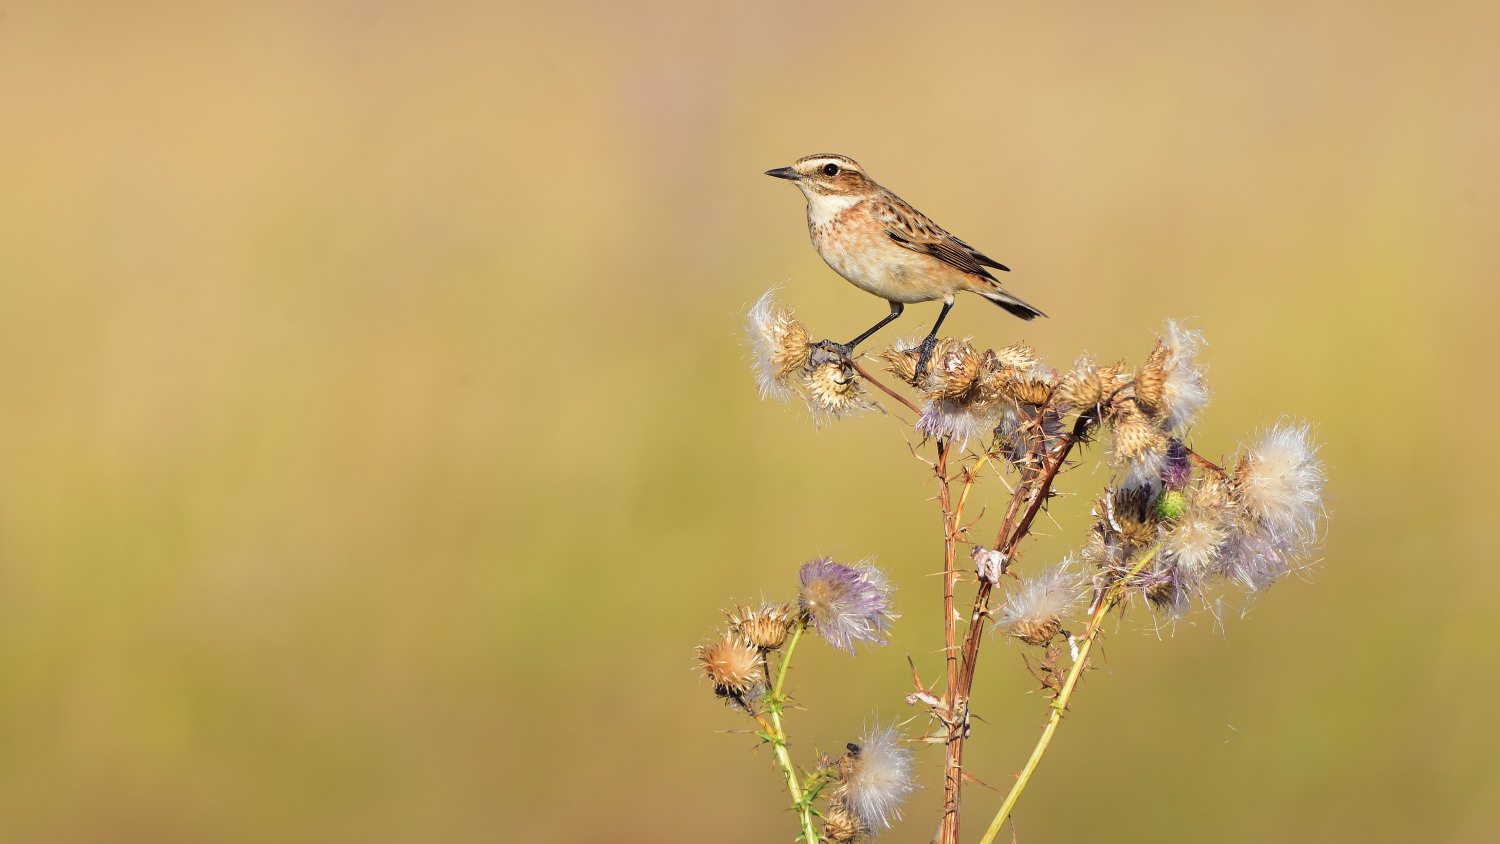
left=878, top=196, right=1010, bottom=277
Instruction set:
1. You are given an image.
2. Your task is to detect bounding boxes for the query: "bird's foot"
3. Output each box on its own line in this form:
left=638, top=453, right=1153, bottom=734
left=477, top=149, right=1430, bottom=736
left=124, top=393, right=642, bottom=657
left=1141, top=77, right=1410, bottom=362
left=913, top=335, right=939, bottom=380
left=814, top=339, right=855, bottom=363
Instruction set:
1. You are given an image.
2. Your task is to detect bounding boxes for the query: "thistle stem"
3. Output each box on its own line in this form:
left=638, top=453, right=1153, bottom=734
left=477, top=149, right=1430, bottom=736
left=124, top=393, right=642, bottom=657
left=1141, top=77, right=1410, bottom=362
left=941, top=407, right=1092, bottom=844
left=848, top=359, right=921, bottom=415
left=760, top=621, right=820, bottom=843
left=977, top=546, right=1161, bottom=844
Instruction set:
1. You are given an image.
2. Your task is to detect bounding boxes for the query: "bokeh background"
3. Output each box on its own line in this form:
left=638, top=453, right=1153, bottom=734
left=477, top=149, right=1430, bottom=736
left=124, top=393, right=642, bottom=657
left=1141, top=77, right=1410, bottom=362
left=1, top=1, right=1496, bottom=841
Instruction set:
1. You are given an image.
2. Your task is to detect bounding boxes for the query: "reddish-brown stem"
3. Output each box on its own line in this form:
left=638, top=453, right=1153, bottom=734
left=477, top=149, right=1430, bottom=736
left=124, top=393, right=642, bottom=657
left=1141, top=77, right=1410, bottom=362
left=1186, top=446, right=1228, bottom=476
left=938, top=408, right=1096, bottom=844
left=848, top=359, right=922, bottom=415
left=934, top=436, right=966, bottom=843
left=937, top=440, right=959, bottom=703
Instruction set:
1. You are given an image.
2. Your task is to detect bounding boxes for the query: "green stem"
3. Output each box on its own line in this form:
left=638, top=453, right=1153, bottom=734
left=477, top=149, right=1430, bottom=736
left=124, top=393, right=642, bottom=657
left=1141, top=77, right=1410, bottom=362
left=762, top=622, right=820, bottom=843
left=977, top=547, right=1161, bottom=844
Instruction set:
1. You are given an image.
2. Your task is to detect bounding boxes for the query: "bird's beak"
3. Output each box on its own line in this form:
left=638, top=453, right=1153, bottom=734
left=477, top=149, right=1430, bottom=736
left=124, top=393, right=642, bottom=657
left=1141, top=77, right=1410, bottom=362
left=764, top=166, right=801, bottom=181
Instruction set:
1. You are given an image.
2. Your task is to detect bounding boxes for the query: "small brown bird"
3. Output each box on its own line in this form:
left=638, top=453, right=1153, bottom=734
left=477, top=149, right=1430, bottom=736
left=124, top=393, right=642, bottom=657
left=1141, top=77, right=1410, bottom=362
left=766, top=154, right=1044, bottom=369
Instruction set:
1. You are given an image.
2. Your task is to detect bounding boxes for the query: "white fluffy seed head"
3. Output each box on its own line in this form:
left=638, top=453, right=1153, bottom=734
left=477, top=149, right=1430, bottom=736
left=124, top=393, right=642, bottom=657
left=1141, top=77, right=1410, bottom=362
left=841, top=723, right=916, bottom=831
left=1160, top=320, right=1210, bottom=432
left=745, top=289, right=812, bottom=403
left=1235, top=422, right=1326, bottom=542
left=997, top=559, right=1084, bottom=645
left=1163, top=507, right=1231, bottom=577
left=915, top=396, right=1002, bottom=446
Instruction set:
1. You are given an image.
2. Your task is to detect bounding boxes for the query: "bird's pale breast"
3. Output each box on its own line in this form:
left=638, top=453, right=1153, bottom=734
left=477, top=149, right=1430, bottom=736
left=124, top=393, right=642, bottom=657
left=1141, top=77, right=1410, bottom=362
left=809, top=200, right=954, bottom=304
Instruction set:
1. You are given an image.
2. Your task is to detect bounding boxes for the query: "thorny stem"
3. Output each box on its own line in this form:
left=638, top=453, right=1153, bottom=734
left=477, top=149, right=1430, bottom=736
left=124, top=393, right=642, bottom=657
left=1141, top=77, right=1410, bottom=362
left=848, top=359, right=921, bottom=415
left=939, top=407, right=1096, bottom=844
left=976, top=546, right=1162, bottom=844
left=936, top=437, right=962, bottom=841
left=759, top=621, right=821, bottom=843
left=938, top=440, right=959, bottom=701
left=1186, top=446, right=1228, bottom=476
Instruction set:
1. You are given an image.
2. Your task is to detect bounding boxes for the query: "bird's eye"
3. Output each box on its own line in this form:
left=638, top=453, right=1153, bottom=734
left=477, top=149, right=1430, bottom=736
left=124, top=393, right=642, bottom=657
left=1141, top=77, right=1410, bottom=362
left=822, top=163, right=840, bottom=176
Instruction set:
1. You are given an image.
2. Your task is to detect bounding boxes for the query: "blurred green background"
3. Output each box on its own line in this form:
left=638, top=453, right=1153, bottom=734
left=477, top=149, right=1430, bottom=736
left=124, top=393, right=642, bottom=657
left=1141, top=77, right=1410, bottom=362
left=1, top=1, right=1496, bottom=841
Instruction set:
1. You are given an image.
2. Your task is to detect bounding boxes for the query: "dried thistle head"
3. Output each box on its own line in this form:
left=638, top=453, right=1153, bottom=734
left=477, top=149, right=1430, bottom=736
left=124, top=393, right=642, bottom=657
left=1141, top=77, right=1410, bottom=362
left=822, top=797, right=865, bottom=843
left=726, top=602, right=795, bottom=651
left=990, top=342, right=1038, bottom=371
left=1078, top=523, right=1122, bottom=571
left=1138, top=557, right=1190, bottom=617
left=1001, top=371, right=1054, bottom=406
left=881, top=342, right=922, bottom=386
left=1058, top=358, right=1127, bottom=412
left=923, top=338, right=983, bottom=401
left=1110, top=397, right=1165, bottom=459
left=746, top=290, right=812, bottom=402
left=1057, top=358, right=1104, bottom=410
left=1108, top=397, right=1168, bottom=488
left=1133, top=340, right=1170, bottom=413
left=1192, top=472, right=1232, bottom=511
left=997, top=560, right=1083, bottom=646
left=1104, top=486, right=1160, bottom=551
left=805, top=358, right=868, bottom=421
left=696, top=634, right=763, bottom=697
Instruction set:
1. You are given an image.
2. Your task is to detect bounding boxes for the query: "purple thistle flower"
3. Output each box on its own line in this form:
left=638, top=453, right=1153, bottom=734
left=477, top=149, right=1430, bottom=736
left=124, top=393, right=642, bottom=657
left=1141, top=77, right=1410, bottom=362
left=798, top=558, right=897, bottom=654
left=1162, top=438, right=1192, bottom=490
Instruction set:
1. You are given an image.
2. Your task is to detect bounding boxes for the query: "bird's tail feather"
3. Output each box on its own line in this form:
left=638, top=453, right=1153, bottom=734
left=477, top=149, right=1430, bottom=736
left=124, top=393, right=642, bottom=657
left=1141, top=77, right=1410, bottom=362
left=977, top=287, right=1047, bottom=321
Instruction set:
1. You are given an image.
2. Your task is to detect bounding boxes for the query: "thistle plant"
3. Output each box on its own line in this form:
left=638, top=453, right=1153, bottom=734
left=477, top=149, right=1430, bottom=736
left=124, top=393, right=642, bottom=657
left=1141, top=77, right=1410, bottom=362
left=695, top=289, right=1328, bottom=843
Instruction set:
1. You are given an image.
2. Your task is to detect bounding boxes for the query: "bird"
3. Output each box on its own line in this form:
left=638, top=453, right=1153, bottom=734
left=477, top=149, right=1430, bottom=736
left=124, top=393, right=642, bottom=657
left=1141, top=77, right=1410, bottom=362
left=765, top=153, right=1044, bottom=373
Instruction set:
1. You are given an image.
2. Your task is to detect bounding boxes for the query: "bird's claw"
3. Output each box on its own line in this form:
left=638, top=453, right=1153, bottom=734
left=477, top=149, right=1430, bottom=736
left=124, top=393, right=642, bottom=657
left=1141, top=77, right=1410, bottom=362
left=814, top=339, right=855, bottom=363
left=914, top=335, right=939, bottom=380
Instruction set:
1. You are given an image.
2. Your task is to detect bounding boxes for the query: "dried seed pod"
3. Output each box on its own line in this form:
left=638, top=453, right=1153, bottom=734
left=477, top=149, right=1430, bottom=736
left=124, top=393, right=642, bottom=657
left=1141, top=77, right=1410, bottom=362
left=881, top=345, right=921, bottom=386
left=1134, top=349, right=1169, bottom=414
left=1003, top=375, right=1054, bottom=406
left=1010, top=615, right=1062, bottom=647
left=1057, top=366, right=1104, bottom=409
left=1097, top=360, right=1129, bottom=398
left=726, top=603, right=795, bottom=651
left=1079, top=523, right=1118, bottom=571
left=831, top=725, right=916, bottom=832
left=991, top=342, right=1038, bottom=370
left=1141, top=563, right=1187, bottom=615
left=1107, top=486, right=1160, bottom=550
left=925, top=338, right=982, bottom=401
left=747, top=291, right=814, bottom=402
left=823, top=798, right=864, bottom=843
left=696, top=635, right=763, bottom=696
left=1111, top=398, right=1167, bottom=463
left=997, top=561, right=1082, bottom=646
left=1143, top=338, right=1171, bottom=370
left=770, top=319, right=812, bottom=381
left=1192, top=472, right=1232, bottom=511
left=806, top=360, right=865, bottom=414
left=1060, top=358, right=1129, bottom=410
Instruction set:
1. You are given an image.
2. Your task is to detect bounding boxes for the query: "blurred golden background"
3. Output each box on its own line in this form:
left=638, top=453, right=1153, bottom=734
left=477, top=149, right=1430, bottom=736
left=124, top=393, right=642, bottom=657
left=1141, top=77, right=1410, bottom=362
left=1, top=1, right=1496, bottom=841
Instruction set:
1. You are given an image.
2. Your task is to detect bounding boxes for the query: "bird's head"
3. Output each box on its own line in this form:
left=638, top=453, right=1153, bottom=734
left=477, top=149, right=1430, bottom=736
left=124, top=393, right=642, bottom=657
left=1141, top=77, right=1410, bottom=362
left=764, top=154, right=874, bottom=199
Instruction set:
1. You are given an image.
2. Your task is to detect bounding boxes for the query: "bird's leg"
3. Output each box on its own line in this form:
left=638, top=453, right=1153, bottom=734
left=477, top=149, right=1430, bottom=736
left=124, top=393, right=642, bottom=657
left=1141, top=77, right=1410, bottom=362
left=817, top=301, right=904, bottom=361
left=914, top=299, right=955, bottom=378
